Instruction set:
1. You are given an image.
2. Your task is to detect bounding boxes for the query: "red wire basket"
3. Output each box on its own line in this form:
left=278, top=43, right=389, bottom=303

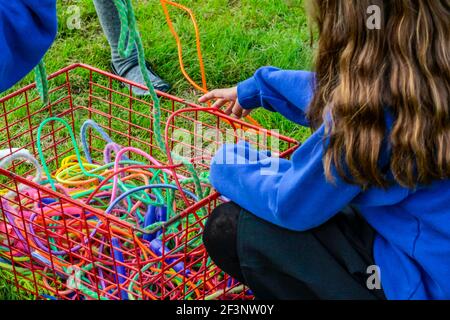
left=0, top=64, right=298, bottom=300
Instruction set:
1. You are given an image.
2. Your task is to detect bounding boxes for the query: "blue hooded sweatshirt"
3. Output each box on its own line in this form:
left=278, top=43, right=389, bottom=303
left=210, top=66, right=450, bottom=300
left=0, top=0, right=57, bottom=93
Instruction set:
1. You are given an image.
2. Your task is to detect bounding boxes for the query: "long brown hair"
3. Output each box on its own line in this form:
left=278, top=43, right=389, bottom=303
left=307, top=0, right=450, bottom=189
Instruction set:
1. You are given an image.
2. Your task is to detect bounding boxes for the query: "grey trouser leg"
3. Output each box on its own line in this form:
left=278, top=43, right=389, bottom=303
left=93, top=0, right=138, bottom=75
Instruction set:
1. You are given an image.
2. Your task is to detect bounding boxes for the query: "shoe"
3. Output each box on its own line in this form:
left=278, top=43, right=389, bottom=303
left=110, top=61, right=171, bottom=96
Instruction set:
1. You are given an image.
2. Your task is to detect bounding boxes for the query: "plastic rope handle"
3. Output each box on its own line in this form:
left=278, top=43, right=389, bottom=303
left=34, top=60, right=49, bottom=105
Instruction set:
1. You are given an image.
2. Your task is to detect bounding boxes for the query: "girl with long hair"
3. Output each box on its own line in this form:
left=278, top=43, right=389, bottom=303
left=200, top=0, right=450, bottom=300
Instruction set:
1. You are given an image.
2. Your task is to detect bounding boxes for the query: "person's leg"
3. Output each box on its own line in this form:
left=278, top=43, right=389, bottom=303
left=93, top=0, right=170, bottom=94
left=203, top=202, right=318, bottom=300
left=204, top=202, right=385, bottom=300
left=203, top=202, right=246, bottom=284
left=237, top=207, right=385, bottom=300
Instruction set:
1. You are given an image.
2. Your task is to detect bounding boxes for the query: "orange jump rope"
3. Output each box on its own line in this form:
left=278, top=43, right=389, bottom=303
left=159, top=0, right=260, bottom=127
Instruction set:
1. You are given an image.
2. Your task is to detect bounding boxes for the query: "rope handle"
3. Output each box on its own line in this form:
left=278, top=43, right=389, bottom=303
left=34, top=60, right=49, bottom=105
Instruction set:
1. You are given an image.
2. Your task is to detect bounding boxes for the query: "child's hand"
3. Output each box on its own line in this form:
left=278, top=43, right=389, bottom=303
left=199, top=87, right=252, bottom=119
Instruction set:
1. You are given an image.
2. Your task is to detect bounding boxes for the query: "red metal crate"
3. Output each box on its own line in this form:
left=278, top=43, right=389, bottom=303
left=0, top=64, right=298, bottom=300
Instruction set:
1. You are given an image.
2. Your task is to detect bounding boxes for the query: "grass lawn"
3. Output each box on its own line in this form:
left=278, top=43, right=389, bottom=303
left=0, top=0, right=313, bottom=299
left=2, top=0, right=314, bottom=142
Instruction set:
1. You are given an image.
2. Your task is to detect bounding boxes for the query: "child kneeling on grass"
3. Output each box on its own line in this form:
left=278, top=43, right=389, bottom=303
left=200, top=0, right=450, bottom=300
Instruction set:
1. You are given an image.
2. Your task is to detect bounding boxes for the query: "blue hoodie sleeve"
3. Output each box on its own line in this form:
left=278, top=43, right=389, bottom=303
left=237, top=67, right=316, bottom=127
left=0, top=0, right=57, bottom=93
left=210, top=126, right=362, bottom=232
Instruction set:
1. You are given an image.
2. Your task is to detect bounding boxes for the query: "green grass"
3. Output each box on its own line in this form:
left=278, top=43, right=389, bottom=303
left=0, top=0, right=313, bottom=300
left=2, top=0, right=313, bottom=142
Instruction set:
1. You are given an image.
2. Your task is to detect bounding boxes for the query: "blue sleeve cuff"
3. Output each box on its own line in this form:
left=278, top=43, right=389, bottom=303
left=237, top=76, right=261, bottom=110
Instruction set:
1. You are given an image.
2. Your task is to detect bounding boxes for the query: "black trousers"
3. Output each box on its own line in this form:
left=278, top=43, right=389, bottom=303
left=203, top=202, right=386, bottom=300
